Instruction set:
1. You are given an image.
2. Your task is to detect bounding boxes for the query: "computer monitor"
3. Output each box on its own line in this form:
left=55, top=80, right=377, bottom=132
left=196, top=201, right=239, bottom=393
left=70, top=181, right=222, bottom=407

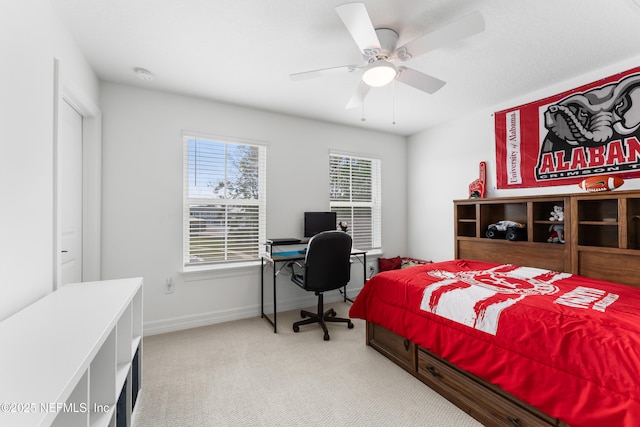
left=304, top=212, right=337, bottom=238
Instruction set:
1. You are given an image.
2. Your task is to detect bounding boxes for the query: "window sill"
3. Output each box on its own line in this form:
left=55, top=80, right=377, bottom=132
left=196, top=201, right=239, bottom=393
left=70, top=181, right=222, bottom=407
left=181, top=260, right=261, bottom=282
left=366, top=248, right=384, bottom=257
left=180, top=249, right=383, bottom=282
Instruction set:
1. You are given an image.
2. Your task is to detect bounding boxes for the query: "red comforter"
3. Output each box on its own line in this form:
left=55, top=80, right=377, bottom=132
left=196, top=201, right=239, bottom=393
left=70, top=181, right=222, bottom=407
left=349, top=259, right=640, bottom=427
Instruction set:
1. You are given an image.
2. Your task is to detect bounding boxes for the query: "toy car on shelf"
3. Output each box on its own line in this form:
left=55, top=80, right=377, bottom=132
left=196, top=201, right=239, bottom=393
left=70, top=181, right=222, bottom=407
left=485, top=220, right=527, bottom=241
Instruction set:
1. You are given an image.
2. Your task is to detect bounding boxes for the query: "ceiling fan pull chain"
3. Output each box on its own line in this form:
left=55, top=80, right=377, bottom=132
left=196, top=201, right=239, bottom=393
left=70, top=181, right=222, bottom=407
left=361, top=100, right=366, bottom=122
left=392, top=80, right=396, bottom=125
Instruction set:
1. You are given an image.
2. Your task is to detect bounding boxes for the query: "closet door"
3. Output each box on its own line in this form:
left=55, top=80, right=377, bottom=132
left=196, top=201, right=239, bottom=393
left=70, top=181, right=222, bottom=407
left=59, top=99, right=83, bottom=285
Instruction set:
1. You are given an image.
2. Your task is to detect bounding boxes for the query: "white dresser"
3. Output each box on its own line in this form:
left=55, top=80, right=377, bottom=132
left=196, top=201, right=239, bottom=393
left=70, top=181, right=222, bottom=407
left=0, top=278, right=143, bottom=427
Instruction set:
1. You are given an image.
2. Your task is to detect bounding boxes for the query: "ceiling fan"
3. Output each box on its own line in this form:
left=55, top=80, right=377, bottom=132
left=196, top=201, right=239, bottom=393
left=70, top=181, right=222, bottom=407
left=290, top=3, right=485, bottom=109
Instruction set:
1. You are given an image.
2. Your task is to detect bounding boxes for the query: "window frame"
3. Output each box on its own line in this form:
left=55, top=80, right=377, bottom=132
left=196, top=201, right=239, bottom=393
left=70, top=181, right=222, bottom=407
left=182, top=132, right=267, bottom=271
left=329, top=151, right=382, bottom=251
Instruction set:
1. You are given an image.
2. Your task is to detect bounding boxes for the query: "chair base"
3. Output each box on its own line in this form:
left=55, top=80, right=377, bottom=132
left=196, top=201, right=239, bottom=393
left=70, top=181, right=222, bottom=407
left=293, top=294, right=354, bottom=340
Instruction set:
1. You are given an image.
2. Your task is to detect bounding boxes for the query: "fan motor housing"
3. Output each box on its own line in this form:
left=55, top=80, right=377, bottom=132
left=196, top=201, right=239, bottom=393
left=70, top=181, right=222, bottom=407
left=371, top=28, right=399, bottom=59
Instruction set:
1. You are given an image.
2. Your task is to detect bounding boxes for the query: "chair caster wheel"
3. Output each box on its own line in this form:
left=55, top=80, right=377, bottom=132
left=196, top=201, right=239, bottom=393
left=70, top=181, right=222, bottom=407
left=348, top=321, right=354, bottom=329
left=293, top=325, right=299, bottom=332
left=300, top=311, right=306, bottom=318
left=330, top=309, right=337, bottom=317
left=324, top=334, right=330, bottom=341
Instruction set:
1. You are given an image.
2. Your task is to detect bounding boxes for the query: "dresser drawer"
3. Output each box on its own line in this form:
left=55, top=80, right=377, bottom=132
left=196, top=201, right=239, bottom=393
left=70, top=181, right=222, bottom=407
left=366, top=322, right=416, bottom=373
left=417, top=347, right=562, bottom=427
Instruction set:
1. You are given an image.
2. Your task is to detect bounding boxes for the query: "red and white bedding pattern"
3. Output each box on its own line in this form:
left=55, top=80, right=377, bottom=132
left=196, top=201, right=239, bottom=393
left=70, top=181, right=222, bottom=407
left=349, top=259, right=640, bottom=427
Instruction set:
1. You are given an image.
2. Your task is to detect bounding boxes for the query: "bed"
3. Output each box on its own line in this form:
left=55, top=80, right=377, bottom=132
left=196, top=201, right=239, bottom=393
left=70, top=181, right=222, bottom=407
left=349, top=258, right=640, bottom=427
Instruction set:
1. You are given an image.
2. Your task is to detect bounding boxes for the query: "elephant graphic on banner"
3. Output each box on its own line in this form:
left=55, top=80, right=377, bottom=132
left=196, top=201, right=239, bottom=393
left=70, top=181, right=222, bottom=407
left=536, top=72, right=640, bottom=179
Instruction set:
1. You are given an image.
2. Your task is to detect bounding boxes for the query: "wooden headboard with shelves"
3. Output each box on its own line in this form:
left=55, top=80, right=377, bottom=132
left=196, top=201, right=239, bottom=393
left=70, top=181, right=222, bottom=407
left=454, top=190, right=640, bottom=288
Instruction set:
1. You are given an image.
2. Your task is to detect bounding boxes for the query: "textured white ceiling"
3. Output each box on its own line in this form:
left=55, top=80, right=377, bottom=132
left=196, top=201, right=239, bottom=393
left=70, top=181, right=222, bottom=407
left=51, top=0, right=640, bottom=136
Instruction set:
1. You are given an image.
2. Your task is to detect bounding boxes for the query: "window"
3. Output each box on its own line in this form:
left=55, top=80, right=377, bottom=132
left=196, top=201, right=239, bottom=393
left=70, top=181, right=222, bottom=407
left=329, top=152, right=381, bottom=250
left=183, top=133, right=266, bottom=268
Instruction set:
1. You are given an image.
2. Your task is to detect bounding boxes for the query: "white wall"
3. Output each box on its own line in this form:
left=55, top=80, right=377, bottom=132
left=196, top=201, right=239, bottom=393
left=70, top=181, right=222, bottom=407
left=100, top=82, right=407, bottom=334
left=407, top=55, right=640, bottom=263
left=0, top=1, right=98, bottom=321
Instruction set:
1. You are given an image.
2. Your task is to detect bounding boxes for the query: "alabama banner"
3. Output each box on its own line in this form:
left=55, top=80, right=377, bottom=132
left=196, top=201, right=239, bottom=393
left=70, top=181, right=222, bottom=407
left=495, top=66, right=640, bottom=188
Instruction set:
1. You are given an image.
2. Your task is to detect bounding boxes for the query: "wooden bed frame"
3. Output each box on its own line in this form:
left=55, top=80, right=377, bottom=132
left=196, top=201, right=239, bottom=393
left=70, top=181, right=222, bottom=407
left=366, top=321, right=568, bottom=427
left=364, top=191, right=640, bottom=427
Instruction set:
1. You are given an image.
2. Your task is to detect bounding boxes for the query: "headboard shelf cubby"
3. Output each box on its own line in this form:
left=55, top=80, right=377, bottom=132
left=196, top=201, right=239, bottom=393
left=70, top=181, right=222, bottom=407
left=454, top=190, right=640, bottom=288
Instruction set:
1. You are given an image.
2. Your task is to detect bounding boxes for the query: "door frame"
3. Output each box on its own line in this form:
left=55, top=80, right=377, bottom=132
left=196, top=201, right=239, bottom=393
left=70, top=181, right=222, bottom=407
left=53, top=58, right=102, bottom=290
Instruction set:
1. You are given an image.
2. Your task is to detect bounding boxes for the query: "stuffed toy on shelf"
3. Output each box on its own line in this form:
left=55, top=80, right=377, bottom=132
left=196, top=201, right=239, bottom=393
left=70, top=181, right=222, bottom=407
left=548, top=205, right=565, bottom=243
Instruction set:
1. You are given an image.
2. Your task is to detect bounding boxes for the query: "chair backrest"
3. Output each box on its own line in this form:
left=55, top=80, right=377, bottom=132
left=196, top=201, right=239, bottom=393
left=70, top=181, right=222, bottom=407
left=303, top=231, right=352, bottom=292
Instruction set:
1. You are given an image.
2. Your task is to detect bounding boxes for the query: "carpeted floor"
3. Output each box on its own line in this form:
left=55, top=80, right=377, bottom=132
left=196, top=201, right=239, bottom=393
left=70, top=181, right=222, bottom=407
left=133, top=302, right=481, bottom=427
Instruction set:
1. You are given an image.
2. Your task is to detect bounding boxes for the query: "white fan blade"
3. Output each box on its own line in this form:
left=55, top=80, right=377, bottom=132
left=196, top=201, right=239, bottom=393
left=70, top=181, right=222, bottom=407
left=336, top=3, right=381, bottom=56
left=396, top=10, right=484, bottom=60
left=396, top=67, right=446, bottom=94
left=345, top=81, right=371, bottom=109
left=290, top=65, right=357, bottom=81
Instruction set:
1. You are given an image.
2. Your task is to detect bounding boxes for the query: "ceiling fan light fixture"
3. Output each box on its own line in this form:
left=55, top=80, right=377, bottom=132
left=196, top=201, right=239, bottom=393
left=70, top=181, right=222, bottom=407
left=362, top=60, right=397, bottom=87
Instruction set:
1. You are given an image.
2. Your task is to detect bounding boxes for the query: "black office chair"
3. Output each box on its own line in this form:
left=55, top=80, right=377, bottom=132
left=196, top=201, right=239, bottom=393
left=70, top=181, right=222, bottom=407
left=288, top=231, right=354, bottom=340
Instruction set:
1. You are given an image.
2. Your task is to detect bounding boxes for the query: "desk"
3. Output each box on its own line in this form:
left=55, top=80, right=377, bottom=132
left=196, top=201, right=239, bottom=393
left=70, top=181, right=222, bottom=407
left=260, top=247, right=367, bottom=333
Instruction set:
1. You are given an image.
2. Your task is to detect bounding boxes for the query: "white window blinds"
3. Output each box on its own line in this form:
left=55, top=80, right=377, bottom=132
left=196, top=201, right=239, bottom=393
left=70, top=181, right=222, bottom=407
left=329, top=152, right=381, bottom=250
left=183, top=134, right=266, bottom=267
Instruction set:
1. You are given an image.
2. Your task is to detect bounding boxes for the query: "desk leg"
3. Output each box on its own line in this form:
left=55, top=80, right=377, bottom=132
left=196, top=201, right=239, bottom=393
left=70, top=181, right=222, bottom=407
left=260, top=258, right=277, bottom=333
left=342, top=253, right=366, bottom=303
left=273, top=260, right=277, bottom=333
left=363, top=253, right=367, bottom=285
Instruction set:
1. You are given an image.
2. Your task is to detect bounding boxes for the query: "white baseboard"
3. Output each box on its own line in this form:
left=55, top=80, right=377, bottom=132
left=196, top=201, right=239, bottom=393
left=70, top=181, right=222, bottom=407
left=143, top=286, right=363, bottom=336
